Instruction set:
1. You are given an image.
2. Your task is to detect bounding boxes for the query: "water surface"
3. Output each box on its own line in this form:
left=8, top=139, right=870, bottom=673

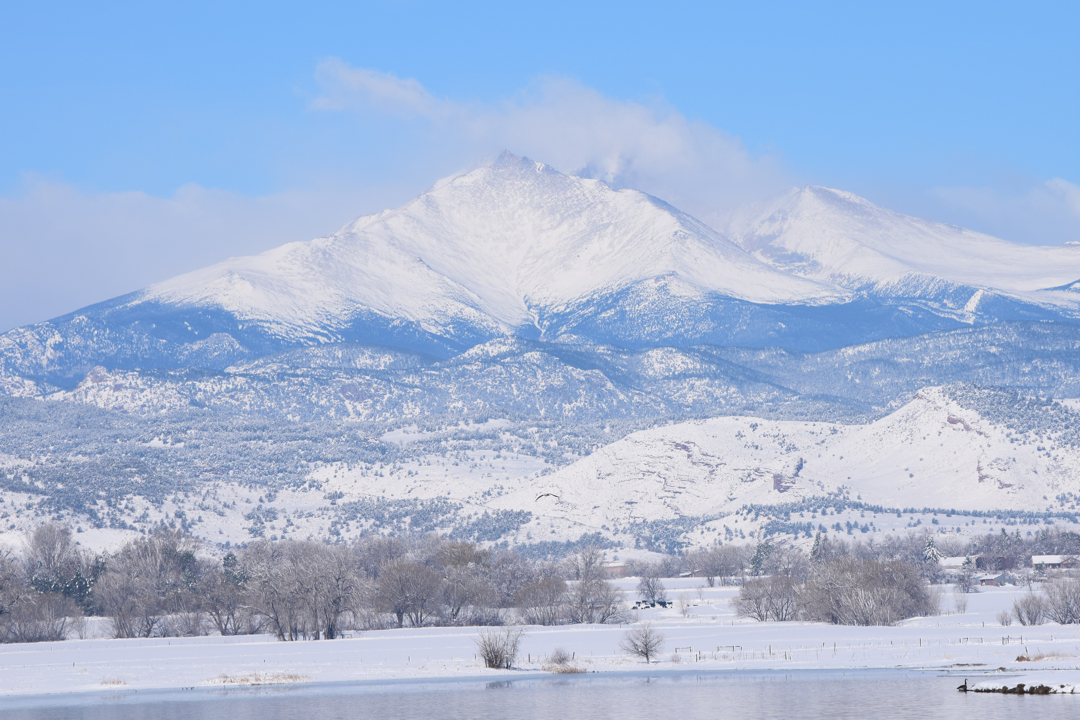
left=2, top=669, right=1075, bottom=720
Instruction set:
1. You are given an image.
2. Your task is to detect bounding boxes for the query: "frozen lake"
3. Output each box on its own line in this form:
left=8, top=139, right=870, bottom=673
left=2, top=670, right=1077, bottom=720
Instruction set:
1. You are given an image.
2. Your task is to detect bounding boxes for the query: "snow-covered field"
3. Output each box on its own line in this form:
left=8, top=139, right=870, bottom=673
left=2, top=580, right=1077, bottom=698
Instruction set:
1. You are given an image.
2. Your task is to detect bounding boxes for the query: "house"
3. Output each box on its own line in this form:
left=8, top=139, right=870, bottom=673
left=939, top=554, right=1005, bottom=571
left=976, top=573, right=1009, bottom=587
left=939, top=556, right=971, bottom=570
left=1031, top=555, right=1080, bottom=571
left=601, top=561, right=630, bottom=578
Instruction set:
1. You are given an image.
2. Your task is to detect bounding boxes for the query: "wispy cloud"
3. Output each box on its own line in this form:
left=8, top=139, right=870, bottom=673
left=7, top=62, right=1077, bottom=332
left=312, top=60, right=792, bottom=226
left=932, top=178, right=1080, bottom=246
left=312, top=60, right=1080, bottom=247
left=0, top=176, right=406, bottom=331
left=312, top=60, right=442, bottom=118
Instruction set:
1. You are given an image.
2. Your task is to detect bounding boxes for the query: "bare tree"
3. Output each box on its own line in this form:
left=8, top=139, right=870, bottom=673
left=955, top=567, right=977, bottom=594
left=637, top=574, right=667, bottom=604
left=5, top=593, right=79, bottom=643
left=676, top=592, right=692, bottom=618
left=0, top=552, right=22, bottom=633
left=352, top=535, right=406, bottom=578
left=23, top=523, right=79, bottom=584
left=620, top=622, right=665, bottom=664
left=515, top=575, right=566, bottom=625
left=436, top=541, right=496, bottom=625
left=1043, top=578, right=1080, bottom=624
left=733, top=575, right=800, bottom=622
left=952, top=588, right=968, bottom=614
left=1013, top=592, right=1046, bottom=626
left=95, top=528, right=205, bottom=638
left=800, top=556, right=935, bottom=626
left=242, top=540, right=311, bottom=640
left=308, top=543, right=366, bottom=639
left=488, top=551, right=537, bottom=608
left=565, top=547, right=624, bottom=624
left=375, top=558, right=442, bottom=628
left=689, top=544, right=750, bottom=586
left=201, top=553, right=258, bottom=636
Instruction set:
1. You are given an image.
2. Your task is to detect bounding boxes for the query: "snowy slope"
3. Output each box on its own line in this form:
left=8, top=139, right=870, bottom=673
left=493, top=386, right=1080, bottom=539
left=143, top=153, right=844, bottom=341
left=727, top=186, right=1080, bottom=315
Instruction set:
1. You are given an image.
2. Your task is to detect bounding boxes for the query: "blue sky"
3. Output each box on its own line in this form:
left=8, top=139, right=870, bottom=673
left=1, top=1, right=1078, bottom=330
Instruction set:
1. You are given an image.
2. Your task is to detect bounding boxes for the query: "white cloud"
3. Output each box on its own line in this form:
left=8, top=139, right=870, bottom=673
left=0, top=177, right=408, bottom=331
left=312, top=60, right=793, bottom=226
left=8, top=62, right=1077, bottom=333
left=312, top=60, right=440, bottom=117
left=932, top=178, right=1080, bottom=246
left=312, top=61, right=1080, bottom=248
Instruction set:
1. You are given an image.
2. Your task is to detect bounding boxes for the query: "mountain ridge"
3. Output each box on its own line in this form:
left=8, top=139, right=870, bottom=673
left=5, top=152, right=1079, bottom=393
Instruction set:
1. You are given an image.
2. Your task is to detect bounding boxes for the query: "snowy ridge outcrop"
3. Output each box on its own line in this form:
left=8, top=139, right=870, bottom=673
left=727, top=186, right=1080, bottom=315
left=492, top=386, right=1080, bottom=541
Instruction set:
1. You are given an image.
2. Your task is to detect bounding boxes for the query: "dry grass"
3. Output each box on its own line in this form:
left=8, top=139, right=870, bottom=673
left=543, top=664, right=586, bottom=674
left=1016, top=651, right=1072, bottom=662
left=100, top=677, right=127, bottom=686
left=206, top=672, right=311, bottom=686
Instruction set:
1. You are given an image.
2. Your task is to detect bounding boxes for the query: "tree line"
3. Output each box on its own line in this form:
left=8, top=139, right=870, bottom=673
left=3, top=521, right=1080, bottom=642
left=0, top=523, right=626, bottom=643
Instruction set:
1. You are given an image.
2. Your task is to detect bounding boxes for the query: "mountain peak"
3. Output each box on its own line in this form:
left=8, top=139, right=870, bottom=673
left=140, top=156, right=842, bottom=343
left=728, top=185, right=1080, bottom=298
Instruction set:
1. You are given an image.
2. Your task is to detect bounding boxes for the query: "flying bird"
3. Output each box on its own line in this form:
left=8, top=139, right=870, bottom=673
left=535, top=493, right=559, bottom=502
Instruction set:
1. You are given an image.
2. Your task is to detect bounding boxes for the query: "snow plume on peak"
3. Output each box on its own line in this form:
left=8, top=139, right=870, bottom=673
left=727, top=186, right=1080, bottom=302
left=143, top=154, right=844, bottom=343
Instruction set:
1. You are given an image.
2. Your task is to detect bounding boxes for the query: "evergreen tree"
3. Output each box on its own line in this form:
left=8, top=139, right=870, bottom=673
left=750, top=541, right=773, bottom=576
left=810, top=532, right=828, bottom=564
left=923, top=536, right=942, bottom=564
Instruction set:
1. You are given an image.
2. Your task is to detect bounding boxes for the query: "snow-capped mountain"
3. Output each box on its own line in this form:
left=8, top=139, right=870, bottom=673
left=727, top=186, right=1080, bottom=320
left=147, top=152, right=843, bottom=339
left=7, top=152, right=1080, bottom=393
left=4, top=152, right=1080, bottom=553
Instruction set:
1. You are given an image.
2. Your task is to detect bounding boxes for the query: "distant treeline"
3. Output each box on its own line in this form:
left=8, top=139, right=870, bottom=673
left=2, top=523, right=1080, bottom=643
left=0, top=523, right=626, bottom=643
left=730, top=531, right=1080, bottom=626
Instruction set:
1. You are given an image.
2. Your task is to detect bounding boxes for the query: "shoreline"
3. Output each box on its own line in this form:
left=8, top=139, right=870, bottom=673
left=2, top=584, right=1078, bottom=700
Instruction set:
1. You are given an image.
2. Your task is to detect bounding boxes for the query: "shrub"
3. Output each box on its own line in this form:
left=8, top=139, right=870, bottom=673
left=733, top=575, right=800, bottom=621
left=1044, top=578, right=1080, bottom=624
left=548, top=647, right=571, bottom=665
left=5, top=593, right=80, bottom=643
left=801, top=557, right=935, bottom=626
left=475, top=626, right=525, bottom=669
left=1012, top=592, right=1046, bottom=626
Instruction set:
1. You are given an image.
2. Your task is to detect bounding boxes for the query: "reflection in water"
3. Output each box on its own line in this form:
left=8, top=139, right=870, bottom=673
left=2, top=670, right=1078, bottom=720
